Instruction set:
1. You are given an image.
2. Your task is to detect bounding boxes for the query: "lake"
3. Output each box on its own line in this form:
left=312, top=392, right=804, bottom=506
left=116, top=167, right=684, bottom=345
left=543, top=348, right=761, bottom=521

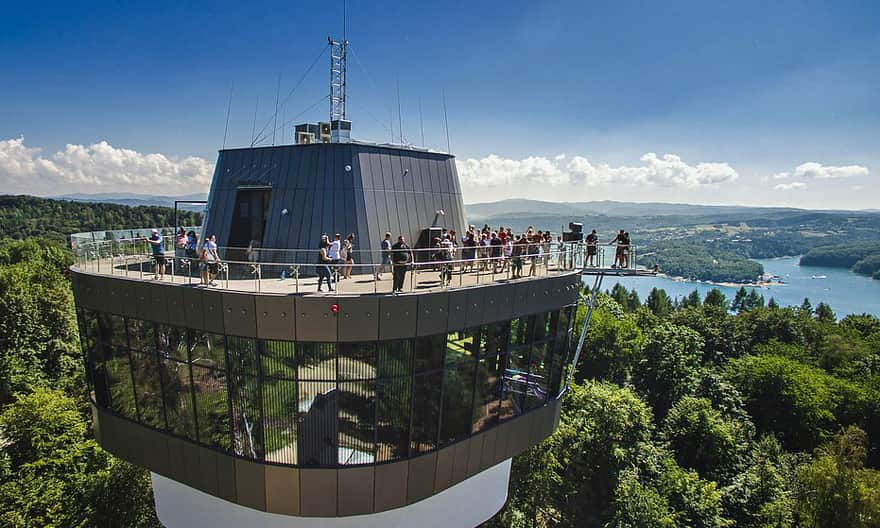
left=601, top=256, right=880, bottom=317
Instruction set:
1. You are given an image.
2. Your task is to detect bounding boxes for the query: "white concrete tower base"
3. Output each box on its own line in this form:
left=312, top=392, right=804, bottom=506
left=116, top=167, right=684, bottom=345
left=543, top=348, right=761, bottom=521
left=152, top=459, right=512, bottom=528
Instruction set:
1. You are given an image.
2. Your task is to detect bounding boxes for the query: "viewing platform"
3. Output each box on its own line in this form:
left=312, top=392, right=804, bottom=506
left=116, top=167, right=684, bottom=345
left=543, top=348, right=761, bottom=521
left=71, top=229, right=651, bottom=296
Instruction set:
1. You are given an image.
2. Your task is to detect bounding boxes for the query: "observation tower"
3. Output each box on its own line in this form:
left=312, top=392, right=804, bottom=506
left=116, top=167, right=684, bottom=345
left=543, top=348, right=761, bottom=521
left=69, top=36, right=650, bottom=528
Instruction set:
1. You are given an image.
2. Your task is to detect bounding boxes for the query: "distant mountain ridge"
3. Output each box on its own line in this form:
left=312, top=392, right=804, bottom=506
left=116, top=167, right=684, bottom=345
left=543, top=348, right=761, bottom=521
left=53, top=192, right=208, bottom=209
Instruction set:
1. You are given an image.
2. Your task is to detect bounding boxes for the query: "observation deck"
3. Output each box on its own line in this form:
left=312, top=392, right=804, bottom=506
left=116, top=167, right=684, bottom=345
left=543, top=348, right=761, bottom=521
left=70, top=229, right=648, bottom=524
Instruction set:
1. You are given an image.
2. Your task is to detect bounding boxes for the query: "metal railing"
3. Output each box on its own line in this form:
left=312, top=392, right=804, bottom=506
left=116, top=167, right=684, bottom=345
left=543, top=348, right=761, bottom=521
left=71, top=231, right=642, bottom=295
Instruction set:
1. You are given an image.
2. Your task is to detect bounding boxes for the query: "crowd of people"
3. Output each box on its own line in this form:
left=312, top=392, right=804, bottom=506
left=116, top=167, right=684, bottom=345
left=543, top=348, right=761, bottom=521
left=144, top=224, right=634, bottom=292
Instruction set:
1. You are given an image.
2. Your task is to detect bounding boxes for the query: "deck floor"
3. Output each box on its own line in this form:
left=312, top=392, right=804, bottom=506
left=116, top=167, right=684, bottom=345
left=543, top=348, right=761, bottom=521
left=75, top=256, right=652, bottom=296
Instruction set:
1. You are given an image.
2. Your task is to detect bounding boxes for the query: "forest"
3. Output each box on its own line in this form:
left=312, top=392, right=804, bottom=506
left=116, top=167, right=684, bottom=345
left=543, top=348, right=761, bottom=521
left=1, top=199, right=880, bottom=526
left=488, top=284, right=880, bottom=527
left=0, top=195, right=201, bottom=242
left=800, top=242, right=880, bottom=280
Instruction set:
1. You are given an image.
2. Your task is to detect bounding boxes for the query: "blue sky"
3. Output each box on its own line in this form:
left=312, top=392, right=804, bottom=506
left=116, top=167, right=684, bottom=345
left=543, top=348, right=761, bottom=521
left=1, top=0, right=877, bottom=208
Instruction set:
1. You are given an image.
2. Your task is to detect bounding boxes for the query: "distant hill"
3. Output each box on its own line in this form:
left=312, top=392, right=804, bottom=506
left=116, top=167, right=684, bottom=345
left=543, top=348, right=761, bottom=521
left=53, top=192, right=208, bottom=209
left=0, top=195, right=202, bottom=243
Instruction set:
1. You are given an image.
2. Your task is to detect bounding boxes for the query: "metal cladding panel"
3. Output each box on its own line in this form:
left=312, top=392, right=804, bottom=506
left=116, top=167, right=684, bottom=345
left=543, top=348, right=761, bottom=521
left=299, top=468, right=338, bottom=517
left=511, top=281, right=531, bottom=317
left=149, top=284, right=172, bottom=324
left=201, top=289, right=225, bottom=334
left=221, top=292, right=257, bottom=337
left=446, top=289, right=469, bottom=330
left=433, top=444, right=456, bottom=493
left=133, top=282, right=152, bottom=320
left=493, top=424, right=511, bottom=465
left=102, top=277, right=125, bottom=315
left=507, top=412, right=535, bottom=457
left=416, top=291, right=449, bottom=336
left=234, top=458, right=267, bottom=511
left=181, top=440, right=202, bottom=490
left=164, top=434, right=187, bottom=483
left=265, top=465, right=300, bottom=516
left=480, top=427, right=499, bottom=469
left=337, top=466, right=375, bottom=516
left=451, top=439, right=471, bottom=484
left=337, top=296, right=379, bottom=342
left=378, top=295, right=418, bottom=340
left=374, top=460, right=408, bottom=512
left=496, top=284, right=516, bottom=322
left=406, top=453, right=438, bottom=505
left=165, top=286, right=186, bottom=325
left=254, top=295, right=296, bottom=340
left=134, top=425, right=164, bottom=473
left=90, top=404, right=102, bottom=445
left=295, top=297, right=338, bottom=342
left=529, top=405, right=552, bottom=447
left=181, top=287, right=206, bottom=330
left=215, top=453, right=237, bottom=503
left=552, top=398, right=563, bottom=429
left=465, top=287, right=487, bottom=325
left=73, top=273, right=94, bottom=310
left=196, top=447, right=220, bottom=497
left=466, top=433, right=484, bottom=478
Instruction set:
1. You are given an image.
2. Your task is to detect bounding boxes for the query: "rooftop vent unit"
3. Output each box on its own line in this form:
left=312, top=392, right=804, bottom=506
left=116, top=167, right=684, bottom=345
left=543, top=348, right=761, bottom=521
left=294, top=123, right=320, bottom=145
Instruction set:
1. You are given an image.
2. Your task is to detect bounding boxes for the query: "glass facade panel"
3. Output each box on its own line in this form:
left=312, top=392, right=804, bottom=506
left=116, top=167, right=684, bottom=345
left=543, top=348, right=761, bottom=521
left=191, top=362, right=231, bottom=449
left=127, top=320, right=166, bottom=429
left=262, top=340, right=297, bottom=464
left=376, top=340, right=412, bottom=462
left=227, top=336, right=263, bottom=459
left=80, top=303, right=573, bottom=467
left=297, top=380, right=337, bottom=466
left=298, top=342, right=336, bottom=381
left=410, top=372, right=442, bottom=453
left=472, top=354, right=504, bottom=433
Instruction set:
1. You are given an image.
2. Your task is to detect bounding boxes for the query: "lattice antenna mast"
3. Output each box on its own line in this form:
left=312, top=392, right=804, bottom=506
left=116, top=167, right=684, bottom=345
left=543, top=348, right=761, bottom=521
left=329, top=36, right=348, bottom=122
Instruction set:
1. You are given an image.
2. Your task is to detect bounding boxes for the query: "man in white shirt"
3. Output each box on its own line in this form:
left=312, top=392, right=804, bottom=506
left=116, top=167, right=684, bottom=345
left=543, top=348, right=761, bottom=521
left=328, top=233, right=342, bottom=280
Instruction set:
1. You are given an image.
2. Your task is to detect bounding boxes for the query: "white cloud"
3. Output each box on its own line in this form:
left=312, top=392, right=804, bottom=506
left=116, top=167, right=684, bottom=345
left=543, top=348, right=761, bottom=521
left=456, top=152, right=738, bottom=189
left=0, top=136, right=214, bottom=195
left=774, top=181, right=807, bottom=191
left=772, top=161, right=869, bottom=181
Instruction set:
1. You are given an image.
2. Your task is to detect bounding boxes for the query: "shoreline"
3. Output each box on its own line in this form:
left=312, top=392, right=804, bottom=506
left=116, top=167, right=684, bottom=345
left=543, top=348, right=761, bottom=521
left=657, top=273, right=779, bottom=289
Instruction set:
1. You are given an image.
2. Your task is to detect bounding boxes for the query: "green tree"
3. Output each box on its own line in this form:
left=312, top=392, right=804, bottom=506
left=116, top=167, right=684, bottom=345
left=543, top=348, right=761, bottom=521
left=657, top=459, right=733, bottom=528
left=767, top=297, right=779, bottom=309
left=703, top=289, right=728, bottom=309
left=579, top=307, right=643, bottom=384
left=607, top=469, right=676, bottom=528
left=795, top=426, right=880, bottom=528
left=815, top=302, right=836, bottom=324
left=502, top=381, right=662, bottom=528
left=725, top=355, right=841, bottom=451
left=645, top=288, right=674, bottom=318
left=633, top=323, right=705, bottom=419
left=0, top=389, right=160, bottom=527
left=732, top=287, right=748, bottom=313
left=721, top=436, right=795, bottom=528
left=662, top=396, right=749, bottom=483
left=0, top=240, right=81, bottom=404
left=681, top=289, right=703, bottom=309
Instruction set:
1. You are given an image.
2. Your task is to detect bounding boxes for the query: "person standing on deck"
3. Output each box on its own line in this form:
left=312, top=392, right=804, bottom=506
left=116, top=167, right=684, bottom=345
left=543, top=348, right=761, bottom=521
left=609, top=229, right=626, bottom=268
left=586, top=229, right=598, bottom=267
left=391, top=235, right=412, bottom=293
left=147, top=229, right=166, bottom=280
left=202, top=234, right=220, bottom=286
left=329, top=233, right=342, bottom=281
left=316, top=238, right=334, bottom=292
left=377, top=232, right=392, bottom=280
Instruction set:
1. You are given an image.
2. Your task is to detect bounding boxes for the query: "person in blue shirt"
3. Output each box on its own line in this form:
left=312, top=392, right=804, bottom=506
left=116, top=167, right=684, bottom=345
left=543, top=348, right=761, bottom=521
left=147, top=229, right=166, bottom=280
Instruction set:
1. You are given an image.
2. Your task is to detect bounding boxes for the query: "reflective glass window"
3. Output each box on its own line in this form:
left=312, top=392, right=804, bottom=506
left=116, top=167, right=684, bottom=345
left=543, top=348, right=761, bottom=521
left=410, top=372, right=442, bottom=453
left=127, top=320, right=167, bottom=429
left=227, top=336, right=264, bottom=459
left=297, top=380, right=337, bottom=466
left=480, top=321, right=509, bottom=358
left=414, top=334, right=445, bottom=373
left=98, top=313, right=137, bottom=420
left=189, top=332, right=231, bottom=450
left=297, top=342, right=336, bottom=381
left=376, top=340, right=412, bottom=462
left=338, top=343, right=377, bottom=465
left=262, top=340, right=297, bottom=465
left=439, top=359, right=475, bottom=445
left=472, top=354, right=504, bottom=433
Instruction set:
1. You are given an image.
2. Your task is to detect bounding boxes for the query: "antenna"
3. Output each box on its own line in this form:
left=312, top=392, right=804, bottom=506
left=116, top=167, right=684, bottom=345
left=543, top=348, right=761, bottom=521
left=418, top=97, right=425, bottom=147
left=272, top=72, right=281, bottom=145
left=396, top=78, right=404, bottom=144
left=250, top=97, right=259, bottom=148
left=442, top=90, right=451, bottom=153
left=222, top=82, right=233, bottom=149
left=329, top=36, right=348, bottom=122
